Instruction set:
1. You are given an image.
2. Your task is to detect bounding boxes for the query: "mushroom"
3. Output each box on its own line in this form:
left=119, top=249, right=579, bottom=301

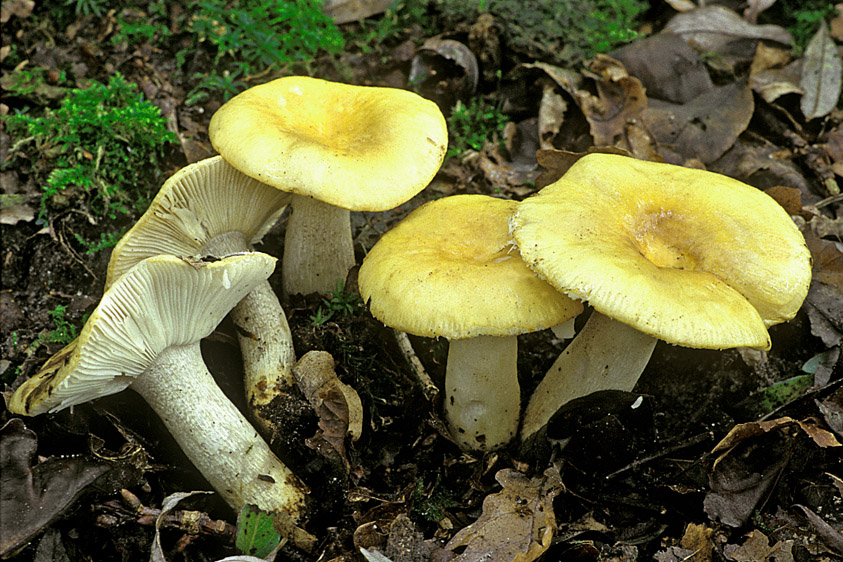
left=208, top=75, right=449, bottom=295
left=512, top=154, right=813, bottom=440
left=105, top=156, right=295, bottom=434
left=358, top=194, right=582, bottom=452
left=8, top=253, right=309, bottom=519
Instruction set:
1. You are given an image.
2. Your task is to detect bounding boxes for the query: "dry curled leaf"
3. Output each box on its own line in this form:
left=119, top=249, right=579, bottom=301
left=665, top=6, right=792, bottom=56
left=445, top=467, right=563, bottom=562
left=712, top=417, right=842, bottom=455
left=294, top=350, right=363, bottom=472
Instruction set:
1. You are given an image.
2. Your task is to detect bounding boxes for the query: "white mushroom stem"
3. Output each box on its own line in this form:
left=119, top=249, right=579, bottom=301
left=282, top=194, right=356, bottom=296
left=520, top=311, right=657, bottom=441
left=444, top=335, right=520, bottom=452
left=201, top=232, right=296, bottom=430
left=130, top=343, right=308, bottom=518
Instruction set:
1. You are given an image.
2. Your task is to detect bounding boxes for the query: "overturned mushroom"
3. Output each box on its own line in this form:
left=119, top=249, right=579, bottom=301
left=209, top=75, right=448, bottom=295
left=512, top=154, right=813, bottom=440
left=105, top=156, right=294, bottom=434
left=9, top=253, right=309, bottom=520
left=359, top=194, right=581, bottom=452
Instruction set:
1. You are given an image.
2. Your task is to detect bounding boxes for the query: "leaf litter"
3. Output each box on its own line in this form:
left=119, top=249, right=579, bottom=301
left=2, top=1, right=843, bottom=561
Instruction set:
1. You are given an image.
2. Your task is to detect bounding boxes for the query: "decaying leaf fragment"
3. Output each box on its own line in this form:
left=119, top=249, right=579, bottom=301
left=0, top=419, right=114, bottom=557
left=294, top=350, right=363, bottom=472
left=712, top=417, right=842, bottom=455
left=800, top=21, right=843, bottom=120
left=444, top=467, right=563, bottom=562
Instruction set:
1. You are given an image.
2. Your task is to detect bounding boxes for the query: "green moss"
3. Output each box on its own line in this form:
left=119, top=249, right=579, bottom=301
left=446, top=96, right=509, bottom=159
left=436, top=0, right=648, bottom=64
left=4, top=73, right=177, bottom=225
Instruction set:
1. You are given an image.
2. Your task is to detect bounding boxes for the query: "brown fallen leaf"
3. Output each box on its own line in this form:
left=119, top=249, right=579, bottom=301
left=0, top=419, right=115, bottom=557
left=578, top=55, right=647, bottom=147
left=704, top=454, right=789, bottom=527
left=444, top=467, right=563, bottom=562
left=800, top=21, right=843, bottom=120
left=712, top=417, right=842, bottom=456
left=723, top=529, right=795, bottom=562
left=534, top=146, right=632, bottom=189
left=294, top=350, right=363, bottom=473
left=679, top=522, right=715, bottom=562
left=321, top=0, right=392, bottom=24
left=641, top=80, right=754, bottom=164
left=664, top=6, right=792, bottom=60
left=610, top=32, right=713, bottom=104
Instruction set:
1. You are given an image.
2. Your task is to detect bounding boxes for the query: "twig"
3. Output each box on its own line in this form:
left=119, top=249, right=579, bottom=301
left=393, top=329, right=439, bottom=402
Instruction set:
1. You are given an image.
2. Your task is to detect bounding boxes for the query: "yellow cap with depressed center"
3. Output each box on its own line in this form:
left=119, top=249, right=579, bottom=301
left=209, top=76, right=448, bottom=211
left=359, top=194, right=582, bottom=339
left=511, top=153, right=812, bottom=350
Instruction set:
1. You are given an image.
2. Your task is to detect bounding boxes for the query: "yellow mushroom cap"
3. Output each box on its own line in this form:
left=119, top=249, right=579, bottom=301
left=358, top=194, right=583, bottom=339
left=208, top=76, right=448, bottom=211
left=511, top=154, right=812, bottom=350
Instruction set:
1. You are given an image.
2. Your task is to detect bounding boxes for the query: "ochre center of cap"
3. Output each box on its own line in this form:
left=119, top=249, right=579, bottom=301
left=439, top=216, right=513, bottom=264
left=627, top=207, right=700, bottom=271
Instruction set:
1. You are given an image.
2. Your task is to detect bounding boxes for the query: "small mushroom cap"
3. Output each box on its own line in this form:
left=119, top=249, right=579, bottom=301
left=208, top=76, right=448, bottom=211
left=105, top=156, right=289, bottom=289
left=358, top=194, right=583, bottom=339
left=9, top=253, right=276, bottom=416
left=511, top=154, right=813, bottom=350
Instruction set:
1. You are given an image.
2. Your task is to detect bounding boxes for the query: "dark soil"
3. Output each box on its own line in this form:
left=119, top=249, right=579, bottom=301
left=2, top=2, right=843, bottom=562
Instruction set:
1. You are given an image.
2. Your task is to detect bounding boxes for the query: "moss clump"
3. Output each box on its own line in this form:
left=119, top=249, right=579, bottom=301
left=436, top=0, right=648, bottom=64
left=5, top=73, right=176, bottom=224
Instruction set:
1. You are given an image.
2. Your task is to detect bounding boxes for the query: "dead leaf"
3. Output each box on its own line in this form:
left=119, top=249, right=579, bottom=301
left=704, top=455, right=788, bottom=527
left=711, top=140, right=812, bottom=197
left=321, top=0, right=392, bottom=24
left=805, top=229, right=843, bottom=288
left=665, top=6, right=792, bottom=59
left=712, top=417, right=842, bottom=455
left=641, top=81, right=754, bottom=164
left=610, top=32, right=714, bottom=104
left=800, top=21, right=843, bottom=120
left=764, top=186, right=805, bottom=217
left=294, top=350, right=363, bottom=473
left=0, top=0, right=34, bottom=23
left=749, top=43, right=803, bottom=103
left=832, top=5, right=843, bottom=42
left=534, top=146, right=632, bottom=189
left=537, top=85, right=567, bottom=150
left=445, top=467, right=563, bottom=562
left=743, top=0, right=777, bottom=24
left=578, top=55, right=648, bottom=147
left=0, top=418, right=114, bottom=557
left=817, top=389, right=843, bottom=438
left=0, top=202, right=35, bottom=225
left=409, top=37, right=479, bottom=111
left=150, top=491, right=212, bottom=562
left=723, top=529, right=795, bottom=562
left=665, top=0, right=697, bottom=12
left=795, top=504, right=843, bottom=555
left=679, top=522, right=715, bottom=562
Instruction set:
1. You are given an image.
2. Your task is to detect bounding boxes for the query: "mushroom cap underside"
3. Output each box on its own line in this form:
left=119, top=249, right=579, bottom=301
left=208, top=76, right=448, bottom=211
left=9, top=253, right=276, bottom=416
left=358, top=194, right=583, bottom=339
left=511, top=154, right=812, bottom=350
left=105, top=156, right=289, bottom=289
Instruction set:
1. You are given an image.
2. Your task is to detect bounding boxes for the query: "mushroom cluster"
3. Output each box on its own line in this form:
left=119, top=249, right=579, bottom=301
left=8, top=76, right=449, bottom=539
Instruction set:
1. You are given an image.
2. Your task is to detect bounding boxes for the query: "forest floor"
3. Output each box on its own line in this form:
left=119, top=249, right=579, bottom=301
left=1, top=1, right=843, bottom=561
